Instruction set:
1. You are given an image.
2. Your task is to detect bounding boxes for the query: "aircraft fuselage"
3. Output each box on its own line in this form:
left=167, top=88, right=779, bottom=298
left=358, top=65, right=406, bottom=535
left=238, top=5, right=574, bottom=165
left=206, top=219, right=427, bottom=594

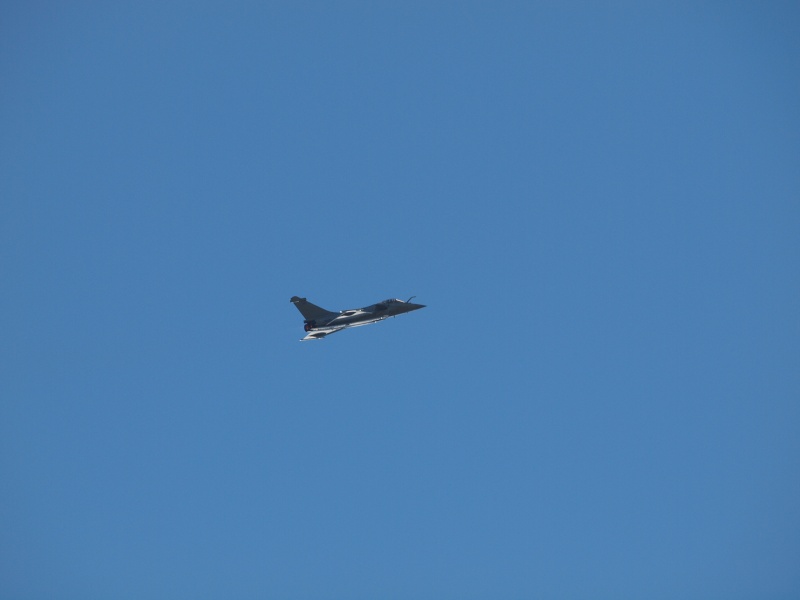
left=290, top=296, right=425, bottom=340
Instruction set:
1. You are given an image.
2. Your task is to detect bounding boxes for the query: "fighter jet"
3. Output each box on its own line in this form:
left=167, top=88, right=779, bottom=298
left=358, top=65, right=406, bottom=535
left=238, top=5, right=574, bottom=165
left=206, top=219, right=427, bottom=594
left=290, top=296, right=426, bottom=340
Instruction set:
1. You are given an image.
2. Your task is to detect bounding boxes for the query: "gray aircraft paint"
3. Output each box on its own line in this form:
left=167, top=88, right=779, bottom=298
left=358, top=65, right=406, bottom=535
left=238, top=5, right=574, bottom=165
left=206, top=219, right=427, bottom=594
left=290, top=296, right=425, bottom=340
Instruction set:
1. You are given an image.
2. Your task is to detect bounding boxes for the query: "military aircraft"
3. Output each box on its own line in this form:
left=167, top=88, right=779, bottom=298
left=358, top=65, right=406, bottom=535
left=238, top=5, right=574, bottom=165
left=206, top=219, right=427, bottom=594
left=290, top=296, right=426, bottom=340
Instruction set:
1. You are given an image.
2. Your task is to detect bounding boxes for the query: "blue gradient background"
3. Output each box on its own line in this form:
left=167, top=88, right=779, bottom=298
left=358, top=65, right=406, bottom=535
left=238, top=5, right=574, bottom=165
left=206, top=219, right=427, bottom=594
left=2, top=3, right=799, bottom=598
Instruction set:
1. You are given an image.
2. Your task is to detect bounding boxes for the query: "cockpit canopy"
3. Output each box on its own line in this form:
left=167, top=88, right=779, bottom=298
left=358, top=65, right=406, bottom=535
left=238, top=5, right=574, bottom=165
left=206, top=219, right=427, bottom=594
left=371, top=298, right=402, bottom=312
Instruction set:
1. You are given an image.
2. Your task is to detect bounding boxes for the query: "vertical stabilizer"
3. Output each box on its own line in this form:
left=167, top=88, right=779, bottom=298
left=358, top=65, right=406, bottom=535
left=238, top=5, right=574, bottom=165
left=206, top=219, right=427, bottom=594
left=290, top=296, right=336, bottom=322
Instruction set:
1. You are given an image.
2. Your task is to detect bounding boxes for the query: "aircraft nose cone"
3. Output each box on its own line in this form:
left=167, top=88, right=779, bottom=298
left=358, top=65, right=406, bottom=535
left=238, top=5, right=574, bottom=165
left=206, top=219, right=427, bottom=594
left=407, top=303, right=426, bottom=311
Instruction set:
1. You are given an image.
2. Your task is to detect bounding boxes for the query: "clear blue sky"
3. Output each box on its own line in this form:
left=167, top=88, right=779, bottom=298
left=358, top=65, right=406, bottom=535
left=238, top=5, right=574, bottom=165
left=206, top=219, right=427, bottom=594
left=2, top=3, right=799, bottom=598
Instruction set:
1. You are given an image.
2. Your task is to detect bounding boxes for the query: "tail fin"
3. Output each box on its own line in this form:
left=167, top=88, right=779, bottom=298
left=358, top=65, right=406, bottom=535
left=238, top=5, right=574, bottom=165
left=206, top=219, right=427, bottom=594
left=290, top=296, right=336, bottom=321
